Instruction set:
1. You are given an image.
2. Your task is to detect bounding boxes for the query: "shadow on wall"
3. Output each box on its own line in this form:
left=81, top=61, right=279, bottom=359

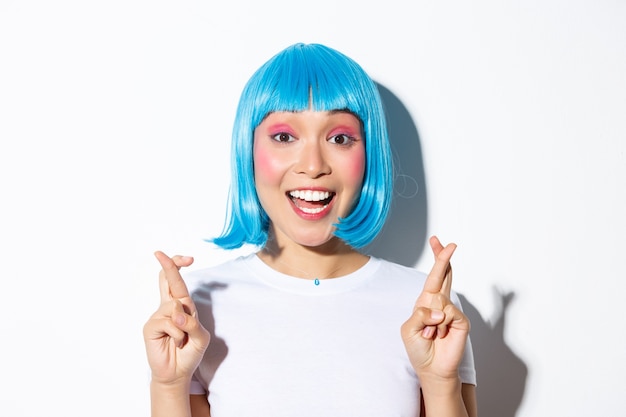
left=459, top=291, right=528, bottom=417
left=364, top=83, right=428, bottom=266
left=367, top=83, right=528, bottom=417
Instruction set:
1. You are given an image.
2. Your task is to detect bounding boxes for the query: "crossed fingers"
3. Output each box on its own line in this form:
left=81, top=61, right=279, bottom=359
left=155, top=251, right=196, bottom=318
left=421, top=236, right=456, bottom=338
left=423, top=235, right=455, bottom=297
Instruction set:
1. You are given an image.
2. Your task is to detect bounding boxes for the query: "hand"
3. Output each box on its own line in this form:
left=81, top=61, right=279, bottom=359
left=143, top=251, right=210, bottom=385
left=401, top=236, right=470, bottom=383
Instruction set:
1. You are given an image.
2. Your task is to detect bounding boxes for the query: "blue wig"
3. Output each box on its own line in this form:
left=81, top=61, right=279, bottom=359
left=212, top=43, right=393, bottom=249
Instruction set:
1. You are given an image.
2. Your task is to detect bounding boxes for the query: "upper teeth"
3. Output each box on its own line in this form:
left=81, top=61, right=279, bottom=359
left=289, top=190, right=330, bottom=202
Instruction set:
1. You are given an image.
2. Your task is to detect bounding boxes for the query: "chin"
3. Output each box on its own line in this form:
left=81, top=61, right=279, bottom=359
left=293, top=236, right=333, bottom=248
left=294, top=233, right=345, bottom=250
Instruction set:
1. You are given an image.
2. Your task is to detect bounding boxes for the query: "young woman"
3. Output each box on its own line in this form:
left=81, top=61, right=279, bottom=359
left=143, top=43, right=477, bottom=417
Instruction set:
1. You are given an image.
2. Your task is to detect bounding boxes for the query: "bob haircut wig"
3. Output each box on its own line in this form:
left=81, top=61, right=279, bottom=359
left=213, top=43, right=393, bottom=249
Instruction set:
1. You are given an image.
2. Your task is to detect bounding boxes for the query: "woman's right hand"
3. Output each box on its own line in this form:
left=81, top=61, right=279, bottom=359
left=143, top=251, right=211, bottom=386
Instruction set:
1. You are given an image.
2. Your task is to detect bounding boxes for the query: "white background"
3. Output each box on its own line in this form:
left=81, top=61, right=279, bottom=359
left=1, top=1, right=625, bottom=416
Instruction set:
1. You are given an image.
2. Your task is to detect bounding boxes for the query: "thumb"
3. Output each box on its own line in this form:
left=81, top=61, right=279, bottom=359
left=402, top=307, right=445, bottom=340
left=172, top=305, right=211, bottom=352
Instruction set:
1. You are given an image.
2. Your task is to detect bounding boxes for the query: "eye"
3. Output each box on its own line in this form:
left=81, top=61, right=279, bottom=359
left=328, top=133, right=355, bottom=145
left=271, top=132, right=295, bottom=143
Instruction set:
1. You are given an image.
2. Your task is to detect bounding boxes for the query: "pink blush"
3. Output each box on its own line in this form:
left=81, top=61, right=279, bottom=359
left=253, top=143, right=285, bottom=181
left=345, top=154, right=366, bottom=181
left=253, top=146, right=273, bottom=173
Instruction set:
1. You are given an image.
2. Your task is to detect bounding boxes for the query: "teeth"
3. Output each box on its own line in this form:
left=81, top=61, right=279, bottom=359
left=300, top=206, right=326, bottom=214
left=289, top=190, right=331, bottom=202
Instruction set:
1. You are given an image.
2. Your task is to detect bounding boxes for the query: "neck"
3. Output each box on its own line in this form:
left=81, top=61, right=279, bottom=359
left=258, top=237, right=369, bottom=281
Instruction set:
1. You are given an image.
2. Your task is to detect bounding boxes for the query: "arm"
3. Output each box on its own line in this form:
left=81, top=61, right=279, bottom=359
left=143, top=252, right=211, bottom=417
left=149, top=387, right=211, bottom=417
left=190, top=394, right=211, bottom=417
left=462, top=383, right=478, bottom=417
left=419, top=382, right=477, bottom=417
left=150, top=381, right=193, bottom=417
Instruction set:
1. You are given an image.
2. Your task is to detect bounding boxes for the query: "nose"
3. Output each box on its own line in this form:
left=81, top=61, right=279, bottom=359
left=294, top=140, right=331, bottom=178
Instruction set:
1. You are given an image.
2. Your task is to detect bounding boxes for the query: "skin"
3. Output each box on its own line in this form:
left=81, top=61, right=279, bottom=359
left=143, top=110, right=478, bottom=417
left=404, top=236, right=478, bottom=417
left=253, top=110, right=370, bottom=277
left=143, top=252, right=210, bottom=417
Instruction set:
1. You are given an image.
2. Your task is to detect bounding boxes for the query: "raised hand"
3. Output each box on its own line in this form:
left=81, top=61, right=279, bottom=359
left=401, top=236, right=470, bottom=383
left=143, top=251, right=210, bottom=385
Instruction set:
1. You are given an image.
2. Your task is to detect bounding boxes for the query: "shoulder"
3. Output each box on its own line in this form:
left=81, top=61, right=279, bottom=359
left=371, top=258, right=428, bottom=287
left=370, top=258, right=464, bottom=306
left=182, top=253, right=257, bottom=293
left=358, top=258, right=428, bottom=302
left=375, top=258, right=426, bottom=276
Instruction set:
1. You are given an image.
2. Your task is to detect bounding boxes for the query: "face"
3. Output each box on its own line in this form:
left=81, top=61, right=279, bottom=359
left=253, top=110, right=366, bottom=249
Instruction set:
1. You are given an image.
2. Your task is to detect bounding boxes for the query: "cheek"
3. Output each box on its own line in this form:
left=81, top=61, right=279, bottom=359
left=253, top=144, right=282, bottom=184
left=344, top=149, right=366, bottom=186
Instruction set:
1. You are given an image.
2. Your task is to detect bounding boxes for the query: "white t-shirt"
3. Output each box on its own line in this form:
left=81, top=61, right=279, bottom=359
left=185, top=254, right=476, bottom=417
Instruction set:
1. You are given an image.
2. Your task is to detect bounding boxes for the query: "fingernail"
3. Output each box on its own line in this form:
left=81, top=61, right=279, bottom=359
left=422, top=326, right=435, bottom=338
left=174, top=313, right=186, bottom=327
left=431, top=310, right=444, bottom=320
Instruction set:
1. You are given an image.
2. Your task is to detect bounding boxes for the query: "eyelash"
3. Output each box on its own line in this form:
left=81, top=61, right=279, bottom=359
left=270, top=132, right=357, bottom=146
left=328, top=133, right=356, bottom=146
left=271, top=132, right=295, bottom=143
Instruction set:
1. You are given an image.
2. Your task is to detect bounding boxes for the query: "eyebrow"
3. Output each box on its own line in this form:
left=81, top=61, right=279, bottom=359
left=329, top=108, right=355, bottom=116
left=329, top=109, right=364, bottom=129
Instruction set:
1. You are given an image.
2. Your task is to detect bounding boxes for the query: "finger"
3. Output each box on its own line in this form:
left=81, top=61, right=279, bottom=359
left=427, top=292, right=448, bottom=337
left=171, top=299, right=190, bottom=348
left=157, top=254, right=194, bottom=302
left=155, top=251, right=191, bottom=301
left=401, top=307, right=445, bottom=339
left=429, top=235, right=445, bottom=259
left=436, top=309, right=451, bottom=339
left=143, top=314, right=188, bottom=348
left=437, top=303, right=470, bottom=338
left=441, top=264, right=453, bottom=298
left=171, top=254, right=194, bottom=269
left=431, top=236, right=455, bottom=297
left=422, top=241, right=456, bottom=294
left=170, top=300, right=211, bottom=351
left=428, top=236, right=453, bottom=295
left=149, top=298, right=197, bottom=325
left=158, top=268, right=170, bottom=302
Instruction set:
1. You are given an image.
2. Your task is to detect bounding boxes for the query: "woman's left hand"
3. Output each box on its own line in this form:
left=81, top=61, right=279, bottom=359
left=401, top=236, right=470, bottom=383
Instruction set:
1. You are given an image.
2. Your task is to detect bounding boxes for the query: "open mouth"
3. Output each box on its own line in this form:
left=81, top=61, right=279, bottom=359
left=288, top=190, right=335, bottom=214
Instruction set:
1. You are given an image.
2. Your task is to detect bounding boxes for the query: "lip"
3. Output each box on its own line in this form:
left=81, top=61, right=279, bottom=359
left=286, top=188, right=336, bottom=220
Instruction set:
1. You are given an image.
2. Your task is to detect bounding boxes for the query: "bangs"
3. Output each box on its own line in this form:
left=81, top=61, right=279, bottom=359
left=247, top=44, right=371, bottom=127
